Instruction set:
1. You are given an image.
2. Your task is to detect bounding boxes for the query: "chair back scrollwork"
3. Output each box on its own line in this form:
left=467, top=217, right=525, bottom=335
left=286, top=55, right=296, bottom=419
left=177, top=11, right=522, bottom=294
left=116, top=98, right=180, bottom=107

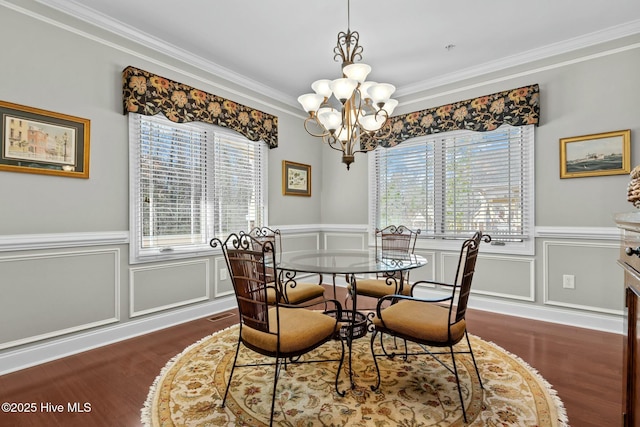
left=376, top=225, right=420, bottom=279
left=210, top=233, right=278, bottom=333
left=378, top=225, right=420, bottom=254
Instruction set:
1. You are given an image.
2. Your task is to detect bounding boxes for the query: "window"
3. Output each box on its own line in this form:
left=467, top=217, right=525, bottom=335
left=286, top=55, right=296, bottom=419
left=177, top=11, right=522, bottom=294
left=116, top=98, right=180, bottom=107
left=129, top=113, right=267, bottom=263
left=369, top=125, right=534, bottom=254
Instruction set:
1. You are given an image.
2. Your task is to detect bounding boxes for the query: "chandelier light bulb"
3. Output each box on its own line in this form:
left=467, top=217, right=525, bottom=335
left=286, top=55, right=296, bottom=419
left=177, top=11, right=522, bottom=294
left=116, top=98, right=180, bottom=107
left=330, top=78, right=358, bottom=103
left=358, top=81, right=376, bottom=102
left=317, top=108, right=342, bottom=132
left=336, top=127, right=350, bottom=142
left=343, top=63, right=372, bottom=83
left=368, top=83, right=396, bottom=106
left=297, top=93, right=324, bottom=113
left=311, top=79, right=333, bottom=98
left=360, top=114, right=386, bottom=132
left=382, top=99, right=399, bottom=115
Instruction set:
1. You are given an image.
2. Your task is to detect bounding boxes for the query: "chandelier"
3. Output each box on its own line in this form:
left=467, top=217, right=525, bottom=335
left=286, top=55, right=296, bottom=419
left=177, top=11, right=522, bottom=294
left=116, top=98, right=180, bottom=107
left=297, top=0, right=397, bottom=170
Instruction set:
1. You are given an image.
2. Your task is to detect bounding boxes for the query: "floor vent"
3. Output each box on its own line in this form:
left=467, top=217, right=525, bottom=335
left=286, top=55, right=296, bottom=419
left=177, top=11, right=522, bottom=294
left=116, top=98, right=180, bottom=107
left=207, top=312, right=235, bottom=322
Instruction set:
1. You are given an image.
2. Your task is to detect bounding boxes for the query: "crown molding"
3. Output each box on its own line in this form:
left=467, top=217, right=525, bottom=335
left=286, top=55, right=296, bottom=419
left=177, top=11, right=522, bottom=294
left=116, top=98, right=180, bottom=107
left=31, top=0, right=293, bottom=106
left=395, top=19, right=640, bottom=98
left=9, top=1, right=640, bottom=110
left=5, top=0, right=300, bottom=117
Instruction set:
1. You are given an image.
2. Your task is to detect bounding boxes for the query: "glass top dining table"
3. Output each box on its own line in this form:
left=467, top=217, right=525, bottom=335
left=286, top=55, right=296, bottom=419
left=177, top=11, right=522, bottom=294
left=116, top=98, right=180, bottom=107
left=277, top=249, right=427, bottom=275
left=276, top=248, right=427, bottom=388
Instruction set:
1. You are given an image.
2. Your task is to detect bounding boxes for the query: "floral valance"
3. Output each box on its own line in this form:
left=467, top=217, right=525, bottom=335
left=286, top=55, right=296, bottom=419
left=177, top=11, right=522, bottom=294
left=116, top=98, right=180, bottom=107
left=376, top=84, right=539, bottom=148
left=122, top=66, right=278, bottom=148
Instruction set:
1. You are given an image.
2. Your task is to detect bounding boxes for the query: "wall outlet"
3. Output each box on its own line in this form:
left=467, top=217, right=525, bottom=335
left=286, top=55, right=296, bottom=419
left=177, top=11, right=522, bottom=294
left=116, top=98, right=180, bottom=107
left=562, top=274, right=575, bottom=289
left=220, top=268, right=228, bottom=281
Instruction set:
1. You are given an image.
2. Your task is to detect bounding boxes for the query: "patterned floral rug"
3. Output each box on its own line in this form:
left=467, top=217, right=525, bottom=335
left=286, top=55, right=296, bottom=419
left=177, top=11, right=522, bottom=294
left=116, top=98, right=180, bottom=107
left=142, top=324, right=568, bottom=426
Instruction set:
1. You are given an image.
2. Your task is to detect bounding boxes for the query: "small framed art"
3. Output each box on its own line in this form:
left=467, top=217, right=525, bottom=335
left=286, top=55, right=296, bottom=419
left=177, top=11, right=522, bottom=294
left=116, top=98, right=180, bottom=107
left=0, top=100, right=90, bottom=178
left=560, top=129, right=630, bottom=179
left=282, top=160, right=311, bottom=196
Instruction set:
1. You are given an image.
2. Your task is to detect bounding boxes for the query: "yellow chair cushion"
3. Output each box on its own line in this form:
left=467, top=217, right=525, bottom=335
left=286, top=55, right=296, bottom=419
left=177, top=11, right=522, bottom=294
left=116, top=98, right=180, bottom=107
left=372, top=300, right=466, bottom=344
left=266, top=282, right=325, bottom=304
left=241, top=307, right=339, bottom=354
left=350, top=278, right=412, bottom=298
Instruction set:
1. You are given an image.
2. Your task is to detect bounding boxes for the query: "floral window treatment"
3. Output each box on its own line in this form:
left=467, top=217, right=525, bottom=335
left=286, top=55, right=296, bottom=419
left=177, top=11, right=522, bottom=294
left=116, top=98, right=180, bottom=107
left=122, top=66, right=278, bottom=148
left=372, top=84, right=539, bottom=149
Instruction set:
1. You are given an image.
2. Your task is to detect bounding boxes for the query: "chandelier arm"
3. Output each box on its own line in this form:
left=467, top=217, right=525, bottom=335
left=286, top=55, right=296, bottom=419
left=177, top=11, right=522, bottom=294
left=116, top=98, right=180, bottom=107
left=325, top=135, right=348, bottom=153
left=374, top=108, right=390, bottom=121
left=302, top=116, right=331, bottom=138
left=326, top=141, right=348, bottom=153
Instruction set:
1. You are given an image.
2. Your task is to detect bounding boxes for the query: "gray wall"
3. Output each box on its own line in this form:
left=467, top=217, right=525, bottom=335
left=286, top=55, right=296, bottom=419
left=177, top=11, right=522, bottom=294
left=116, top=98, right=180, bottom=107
left=321, top=41, right=640, bottom=226
left=0, top=0, right=638, bottom=373
left=320, top=37, right=640, bottom=330
left=0, top=0, right=323, bottom=372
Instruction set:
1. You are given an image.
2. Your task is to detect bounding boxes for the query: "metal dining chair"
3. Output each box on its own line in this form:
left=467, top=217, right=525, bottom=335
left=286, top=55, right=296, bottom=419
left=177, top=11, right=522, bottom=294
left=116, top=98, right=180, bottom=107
left=242, top=226, right=326, bottom=305
left=211, top=233, right=345, bottom=426
left=369, top=231, right=491, bottom=423
left=346, top=225, right=420, bottom=307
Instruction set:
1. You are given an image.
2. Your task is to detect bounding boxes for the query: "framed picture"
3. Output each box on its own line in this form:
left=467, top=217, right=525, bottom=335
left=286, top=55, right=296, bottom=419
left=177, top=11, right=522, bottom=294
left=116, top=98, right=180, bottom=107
left=560, top=129, right=630, bottom=179
left=0, top=100, right=90, bottom=178
left=282, top=160, right=311, bottom=196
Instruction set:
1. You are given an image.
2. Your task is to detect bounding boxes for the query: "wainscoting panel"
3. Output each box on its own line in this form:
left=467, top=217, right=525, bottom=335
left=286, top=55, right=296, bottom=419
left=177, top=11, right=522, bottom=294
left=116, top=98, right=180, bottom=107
left=0, top=249, right=120, bottom=350
left=324, top=233, right=367, bottom=250
left=130, top=259, right=210, bottom=318
left=543, top=241, right=623, bottom=314
left=281, top=233, right=320, bottom=251
left=214, top=256, right=233, bottom=298
left=442, top=252, right=535, bottom=301
left=409, top=250, right=436, bottom=284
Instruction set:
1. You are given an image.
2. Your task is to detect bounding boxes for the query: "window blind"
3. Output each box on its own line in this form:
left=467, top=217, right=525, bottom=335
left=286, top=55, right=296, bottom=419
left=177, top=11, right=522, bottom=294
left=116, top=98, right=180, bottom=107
left=129, top=113, right=266, bottom=262
left=370, top=125, right=534, bottom=242
left=213, top=131, right=266, bottom=236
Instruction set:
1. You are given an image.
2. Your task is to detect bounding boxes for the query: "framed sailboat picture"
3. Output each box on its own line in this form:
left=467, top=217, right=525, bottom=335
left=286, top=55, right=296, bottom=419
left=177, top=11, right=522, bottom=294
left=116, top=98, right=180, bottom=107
left=560, top=129, right=630, bottom=179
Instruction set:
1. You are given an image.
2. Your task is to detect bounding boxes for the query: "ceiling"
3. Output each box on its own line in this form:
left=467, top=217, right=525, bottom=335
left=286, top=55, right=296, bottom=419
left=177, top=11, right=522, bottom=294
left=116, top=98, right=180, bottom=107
left=35, top=0, right=640, bottom=107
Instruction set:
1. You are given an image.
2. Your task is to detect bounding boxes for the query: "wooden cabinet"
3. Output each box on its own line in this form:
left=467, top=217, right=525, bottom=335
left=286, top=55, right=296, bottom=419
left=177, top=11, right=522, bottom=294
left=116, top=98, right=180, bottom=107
left=616, top=212, right=640, bottom=427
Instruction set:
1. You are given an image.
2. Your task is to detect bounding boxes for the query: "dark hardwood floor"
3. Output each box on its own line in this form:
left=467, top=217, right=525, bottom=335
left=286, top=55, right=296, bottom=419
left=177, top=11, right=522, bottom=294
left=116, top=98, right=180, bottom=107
left=0, top=288, right=623, bottom=427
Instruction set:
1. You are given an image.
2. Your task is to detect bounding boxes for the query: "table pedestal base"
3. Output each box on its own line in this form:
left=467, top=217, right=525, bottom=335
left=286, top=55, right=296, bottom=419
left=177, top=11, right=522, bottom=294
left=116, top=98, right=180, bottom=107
left=325, top=309, right=368, bottom=388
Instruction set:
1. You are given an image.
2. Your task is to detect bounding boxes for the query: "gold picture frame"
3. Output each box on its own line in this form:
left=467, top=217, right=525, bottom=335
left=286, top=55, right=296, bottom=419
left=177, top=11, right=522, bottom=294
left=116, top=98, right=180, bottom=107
left=282, top=160, right=311, bottom=196
left=560, top=129, right=630, bottom=179
left=0, top=100, right=90, bottom=178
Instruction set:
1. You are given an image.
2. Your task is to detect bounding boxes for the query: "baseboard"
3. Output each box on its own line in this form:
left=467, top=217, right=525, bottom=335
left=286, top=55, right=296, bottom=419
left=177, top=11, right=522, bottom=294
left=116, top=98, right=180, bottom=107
left=1, top=284, right=624, bottom=375
left=0, top=296, right=236, bottom=375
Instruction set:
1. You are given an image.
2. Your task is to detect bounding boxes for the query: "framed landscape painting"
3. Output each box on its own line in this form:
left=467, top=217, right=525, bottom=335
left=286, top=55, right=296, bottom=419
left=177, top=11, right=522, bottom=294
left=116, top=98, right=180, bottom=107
left=0, top=100, right=90, bottom=178
left=282, top=160, right=311, bottom=196
left=560, top=129, right=630, bottom=179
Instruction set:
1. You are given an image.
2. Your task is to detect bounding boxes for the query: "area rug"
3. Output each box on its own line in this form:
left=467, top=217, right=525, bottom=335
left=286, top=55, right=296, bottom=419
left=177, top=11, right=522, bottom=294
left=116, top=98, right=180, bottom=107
left=142, top=324, right=568, bottom=426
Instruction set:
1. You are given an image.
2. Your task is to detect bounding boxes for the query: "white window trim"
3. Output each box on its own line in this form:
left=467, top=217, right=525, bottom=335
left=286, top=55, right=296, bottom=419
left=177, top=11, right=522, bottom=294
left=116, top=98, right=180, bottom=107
left=128, top=114, right=268, bottom=264
left=368, top=126, right=535, bottom=256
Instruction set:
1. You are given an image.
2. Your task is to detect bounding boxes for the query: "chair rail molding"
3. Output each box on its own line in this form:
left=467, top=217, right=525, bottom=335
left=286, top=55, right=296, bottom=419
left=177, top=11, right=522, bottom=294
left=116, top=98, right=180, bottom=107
left=535, top=226, right=619, bottom=240
left=0, top=226, right=616, bottom=253
left=275, top=223, right=369, bottom=234
left=0, top=231, right=129, bottom=252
